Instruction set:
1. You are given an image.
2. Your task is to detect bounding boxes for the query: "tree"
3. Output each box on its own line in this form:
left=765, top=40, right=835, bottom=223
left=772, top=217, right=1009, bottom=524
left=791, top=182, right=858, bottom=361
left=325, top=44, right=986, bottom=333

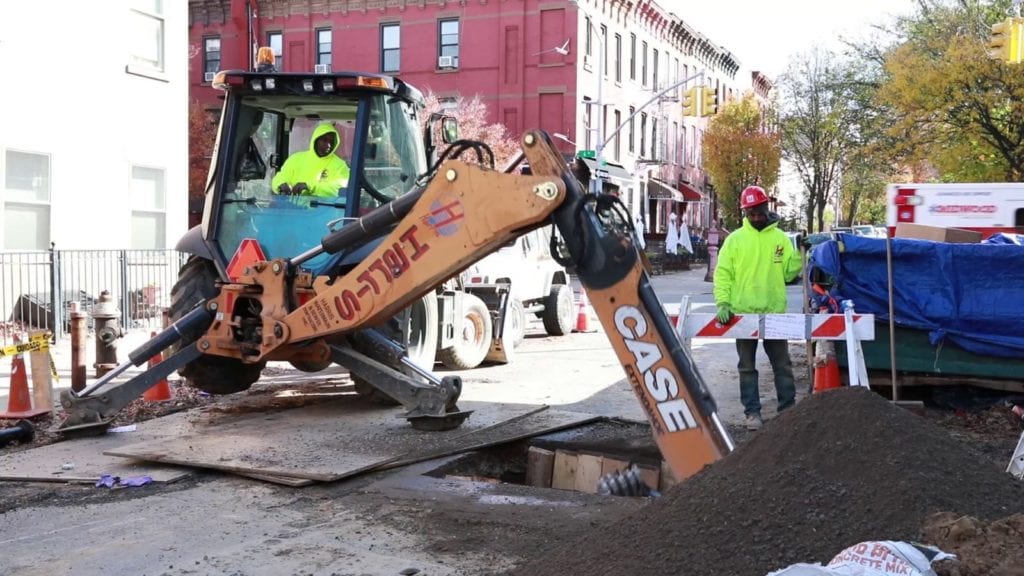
left=419, top=92, right=520, bottom=168
left=778, top=47, right=856, bottom=232
left=188, top=101, right=218, bottom=228
left=702, top=94, right=781, bottom=228
left=877, top=0, right=1024, bottom=181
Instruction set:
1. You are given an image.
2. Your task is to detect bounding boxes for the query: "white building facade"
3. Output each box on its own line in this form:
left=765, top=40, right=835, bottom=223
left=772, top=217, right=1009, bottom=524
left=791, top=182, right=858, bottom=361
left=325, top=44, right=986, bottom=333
left=0, top=1, right=189, bottom=252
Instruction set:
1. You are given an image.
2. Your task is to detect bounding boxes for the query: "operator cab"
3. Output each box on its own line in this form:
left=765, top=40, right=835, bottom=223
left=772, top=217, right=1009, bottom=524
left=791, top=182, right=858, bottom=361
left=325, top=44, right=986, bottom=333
left=203, top=49, right=449, bottom=279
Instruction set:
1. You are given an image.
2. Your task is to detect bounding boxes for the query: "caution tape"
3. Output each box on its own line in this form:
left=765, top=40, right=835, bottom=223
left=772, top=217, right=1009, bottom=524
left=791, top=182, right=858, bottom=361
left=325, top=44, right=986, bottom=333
left=0, top=333, right=60, bottom=382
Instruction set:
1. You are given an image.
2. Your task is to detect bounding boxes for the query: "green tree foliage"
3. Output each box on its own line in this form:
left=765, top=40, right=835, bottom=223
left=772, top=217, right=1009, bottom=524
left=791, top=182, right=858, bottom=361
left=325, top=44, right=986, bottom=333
left=875, top=0, right=1024, bottom=181
left=702, top=94, right=781, bottom=228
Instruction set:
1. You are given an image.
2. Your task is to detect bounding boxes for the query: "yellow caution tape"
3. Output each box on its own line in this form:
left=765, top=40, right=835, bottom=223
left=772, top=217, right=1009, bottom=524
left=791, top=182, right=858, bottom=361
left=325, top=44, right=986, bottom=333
left=0, top=332, right=59, bottom=381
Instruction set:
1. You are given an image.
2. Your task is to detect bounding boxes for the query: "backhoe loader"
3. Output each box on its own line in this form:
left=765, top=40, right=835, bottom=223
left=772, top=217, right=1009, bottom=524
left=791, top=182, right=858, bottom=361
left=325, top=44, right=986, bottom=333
left=58, top=51, right=734, bottom=480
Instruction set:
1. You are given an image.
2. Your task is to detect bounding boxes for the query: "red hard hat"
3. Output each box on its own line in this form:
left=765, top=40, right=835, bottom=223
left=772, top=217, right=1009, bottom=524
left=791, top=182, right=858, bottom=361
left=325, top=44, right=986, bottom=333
left=740, top=185, right=769, bottom=210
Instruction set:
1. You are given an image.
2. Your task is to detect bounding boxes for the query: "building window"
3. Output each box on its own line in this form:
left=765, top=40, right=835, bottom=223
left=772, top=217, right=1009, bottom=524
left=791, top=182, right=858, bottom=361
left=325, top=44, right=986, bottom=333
left=381, top=24, right=400, bottom=73
left=613, top=109, right=621, bottom=161
left=203, top=37, right=220, bottom=80
left=585, top=17, right=592, bottom=57
left=614, top=33, right=622, bottom=83
left=316, top=28, right=332, bottom=68
left=267, top=32, right=283, bottom=67
left=629, top=34, right=636, bottom=81
left=128, top=0, right=165, bottom=73
left=131, top=166, right=166, bottom=250
left=439, top=19, right=460, bottom=67
left=3, top=150, right=51, bottom=250
left=640, top=113, right=647, bottom=157
left=641, top=41, right=648, bottom=87
left=653, top=49, right=659, bottom=89
left=600, top=24, right=608, bottom=76
left=628, top=106, right=635, bottom=153
left=651, top=119, right=658, bottom=159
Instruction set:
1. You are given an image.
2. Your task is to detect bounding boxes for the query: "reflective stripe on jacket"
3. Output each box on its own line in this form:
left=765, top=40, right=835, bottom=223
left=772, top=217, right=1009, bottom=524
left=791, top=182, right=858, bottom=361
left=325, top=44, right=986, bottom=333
left=713, top=218, right=801, bottom=314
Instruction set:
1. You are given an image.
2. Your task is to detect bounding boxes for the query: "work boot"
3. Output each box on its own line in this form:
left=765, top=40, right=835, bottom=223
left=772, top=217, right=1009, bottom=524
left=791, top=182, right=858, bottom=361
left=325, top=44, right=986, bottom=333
left=745, top=413, right=763, bottom=431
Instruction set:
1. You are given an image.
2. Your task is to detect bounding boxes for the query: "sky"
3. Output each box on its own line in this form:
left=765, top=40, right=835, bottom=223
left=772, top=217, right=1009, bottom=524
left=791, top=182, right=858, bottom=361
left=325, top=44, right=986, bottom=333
left=666, top=0, right=919, bottom=80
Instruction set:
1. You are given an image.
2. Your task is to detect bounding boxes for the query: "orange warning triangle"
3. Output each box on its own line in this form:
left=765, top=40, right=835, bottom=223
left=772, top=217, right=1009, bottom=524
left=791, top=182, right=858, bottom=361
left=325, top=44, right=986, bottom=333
left=225, top=238, right=267, bottom=281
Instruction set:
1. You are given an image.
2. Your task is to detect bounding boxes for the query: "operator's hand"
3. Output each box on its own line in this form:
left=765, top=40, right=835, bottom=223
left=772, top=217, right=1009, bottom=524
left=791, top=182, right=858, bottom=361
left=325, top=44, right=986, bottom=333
left=716, top=303, right=734, bottom=325
left=292, top=182, right=309, bottom=195
left=277, top=183, right=292, bottom=195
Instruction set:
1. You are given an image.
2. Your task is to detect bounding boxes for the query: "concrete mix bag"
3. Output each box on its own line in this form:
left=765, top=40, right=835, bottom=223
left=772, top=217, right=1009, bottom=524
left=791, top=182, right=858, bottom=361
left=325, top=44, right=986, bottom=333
left=767, top=541, right=954, bottom=576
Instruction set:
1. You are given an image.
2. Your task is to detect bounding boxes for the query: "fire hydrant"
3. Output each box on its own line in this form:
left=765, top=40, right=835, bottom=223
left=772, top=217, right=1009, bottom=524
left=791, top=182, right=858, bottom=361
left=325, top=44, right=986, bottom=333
left=92, top=290, right=123, bottom=377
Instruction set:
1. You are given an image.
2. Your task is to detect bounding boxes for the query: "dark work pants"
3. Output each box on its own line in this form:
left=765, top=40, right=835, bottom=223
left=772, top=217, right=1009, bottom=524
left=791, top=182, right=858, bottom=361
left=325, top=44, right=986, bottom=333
left=736, top=339, right=796, bottom=417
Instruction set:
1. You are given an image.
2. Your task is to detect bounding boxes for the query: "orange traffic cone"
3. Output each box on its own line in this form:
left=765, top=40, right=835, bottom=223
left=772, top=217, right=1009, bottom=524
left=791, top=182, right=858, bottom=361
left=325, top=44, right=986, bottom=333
left=812, top=340, right=842, bottom=393
left=573, top=289, right=592, bottom=333
left=143, top=332, right=172, bottom=402
left=1, top=336, right=50, bottom=418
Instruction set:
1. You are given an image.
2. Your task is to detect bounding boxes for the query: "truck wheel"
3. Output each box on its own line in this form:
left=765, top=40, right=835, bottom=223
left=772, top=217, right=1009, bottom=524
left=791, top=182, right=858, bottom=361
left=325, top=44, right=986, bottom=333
left=542, top=284, right=575, bottom=336
left=352, top=293, right=438, bottom=405
left=169, top=257, right=265, bottom=394
left=508, top=297, right=527, bottom=347
left=439, top=293, right=493, bottom=369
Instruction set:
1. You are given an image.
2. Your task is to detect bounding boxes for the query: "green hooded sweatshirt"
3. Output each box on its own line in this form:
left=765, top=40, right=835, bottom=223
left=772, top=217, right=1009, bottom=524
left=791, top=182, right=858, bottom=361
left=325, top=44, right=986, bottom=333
left=271, top=122, right=351, bottom=198
left=713, top=216, right=802, bottom=314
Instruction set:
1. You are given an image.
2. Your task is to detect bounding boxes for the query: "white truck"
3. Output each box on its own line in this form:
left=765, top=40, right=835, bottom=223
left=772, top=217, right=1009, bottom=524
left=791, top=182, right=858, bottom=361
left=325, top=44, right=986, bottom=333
left=461, top=227, right=575, bottom=349
left=887, top=182, right=1024, bottom=239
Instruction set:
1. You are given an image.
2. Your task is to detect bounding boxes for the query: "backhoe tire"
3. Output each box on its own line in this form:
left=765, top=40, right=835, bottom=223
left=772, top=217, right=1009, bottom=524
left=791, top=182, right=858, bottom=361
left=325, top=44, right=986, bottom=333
left=508, top=297, right=527, bottom=348
left=439, top=293, right=492, bottom=370
left=351, top=293, right=439, bottom=405
left=169, top=256, right=264, bottom=395
left=542, top=283, right=575, bottom=336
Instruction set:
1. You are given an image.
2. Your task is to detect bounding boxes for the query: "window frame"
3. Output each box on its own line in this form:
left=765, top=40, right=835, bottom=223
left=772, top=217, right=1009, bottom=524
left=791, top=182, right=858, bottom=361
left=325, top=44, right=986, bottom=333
left=2, top=148, right=52, bottom=251
left=381, top=23, right=400, bottom=73
left=126, top=1, right=166, bottom=79
left=267, top=32, right=283, bottom=67
left=614, top=33, right=622, bottom=83
left=129, top=164, right=168, bottom=250
left=629, top=33, right=636, bottom=81
left=600, top=24, right=608, bottom=76
left=628, top=106, right=635, bottom=153
left=203, top=36, right=221, bottom=80
left=641, top=41, right=648, bottom=87
left=316, top=28, right=332, bottom=68
left=438, top=18, right=460, bottom=68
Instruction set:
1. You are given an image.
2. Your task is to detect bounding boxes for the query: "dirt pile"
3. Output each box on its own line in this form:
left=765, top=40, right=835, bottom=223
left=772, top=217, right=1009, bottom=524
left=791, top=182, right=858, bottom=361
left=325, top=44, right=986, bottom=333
left=505, top=387, right=1024, bottom=576
left=924, top=512, right=1024, bottom=576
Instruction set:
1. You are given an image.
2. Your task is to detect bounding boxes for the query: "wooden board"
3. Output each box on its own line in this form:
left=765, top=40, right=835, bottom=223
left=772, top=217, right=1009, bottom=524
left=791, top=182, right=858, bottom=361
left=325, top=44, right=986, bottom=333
left=574, top=454, right=604, bottom=494
left=106, top=398, right=588, bottom=483
left=551, top=450, right=577, bottom=491
left=0, top=412, right=195, bottom=484
left=525, top=446, right=554, bottom=488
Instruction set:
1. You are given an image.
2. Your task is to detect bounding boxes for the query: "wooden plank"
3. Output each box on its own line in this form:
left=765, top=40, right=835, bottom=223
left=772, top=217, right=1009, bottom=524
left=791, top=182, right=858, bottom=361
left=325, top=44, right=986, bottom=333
left=551, top=450, right=578, bottom=491
left=600, top=456, right=629, bottom=477
left=525, top=446, right=554, bottom=488
left=0, top=412, right=195, bottom=484
left=573, top=454, right=604, bottom=494
left=238, top=472, right=315, bottom=487
left=29, top=330, right=53, bottom=413
left=107, top=399, right=583, bottom=483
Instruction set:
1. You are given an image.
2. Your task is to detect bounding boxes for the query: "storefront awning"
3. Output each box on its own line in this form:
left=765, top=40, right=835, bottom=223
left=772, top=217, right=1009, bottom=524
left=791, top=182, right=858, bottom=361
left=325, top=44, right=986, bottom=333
left=677, top=181, right=704, bottom=202
left=648, top=178, right=684, bottom=202
left=579, top=158, right=634, bottom=184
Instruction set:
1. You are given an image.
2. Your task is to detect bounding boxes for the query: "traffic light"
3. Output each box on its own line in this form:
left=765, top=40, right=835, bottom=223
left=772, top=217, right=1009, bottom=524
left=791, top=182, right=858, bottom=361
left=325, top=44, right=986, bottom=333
left=989, top=17, right=1024, bottom=63
left=701, top=86, right=718, bottom=116
left=682, top=86, right=698, bottom=116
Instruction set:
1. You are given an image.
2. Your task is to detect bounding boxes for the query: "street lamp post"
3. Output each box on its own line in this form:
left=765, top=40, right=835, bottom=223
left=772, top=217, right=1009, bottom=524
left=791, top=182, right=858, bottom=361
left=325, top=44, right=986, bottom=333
left=573, top=1, right=605, bottom=196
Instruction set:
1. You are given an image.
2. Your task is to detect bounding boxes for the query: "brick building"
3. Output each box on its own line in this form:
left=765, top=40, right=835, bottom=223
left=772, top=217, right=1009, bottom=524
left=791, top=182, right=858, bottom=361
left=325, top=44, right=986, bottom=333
left=188, top=0, right=742, bottom=236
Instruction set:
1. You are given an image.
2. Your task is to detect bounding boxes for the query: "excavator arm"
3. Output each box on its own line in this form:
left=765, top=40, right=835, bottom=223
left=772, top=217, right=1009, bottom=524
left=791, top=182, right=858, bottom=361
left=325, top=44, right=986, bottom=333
left=60, top=130, right=732, bottom=479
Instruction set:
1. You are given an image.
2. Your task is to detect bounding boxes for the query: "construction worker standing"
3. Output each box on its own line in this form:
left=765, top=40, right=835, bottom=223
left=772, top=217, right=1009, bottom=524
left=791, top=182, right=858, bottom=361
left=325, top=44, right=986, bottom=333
left=713, top=185, right=802, bottom=430
left=272, top=121, right=351, bottom=198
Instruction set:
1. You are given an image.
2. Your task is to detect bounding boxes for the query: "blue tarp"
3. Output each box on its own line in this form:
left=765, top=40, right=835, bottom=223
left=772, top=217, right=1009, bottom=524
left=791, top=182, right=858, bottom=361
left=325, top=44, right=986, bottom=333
left=809, top=234, right=1024, bottom=359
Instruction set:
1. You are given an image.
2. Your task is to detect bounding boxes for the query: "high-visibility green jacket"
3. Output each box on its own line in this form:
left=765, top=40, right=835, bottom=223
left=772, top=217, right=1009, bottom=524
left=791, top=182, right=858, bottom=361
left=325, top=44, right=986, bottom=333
left=271, top=122, right=350, bottom=198
left=713, top=217, right=801, bottom=314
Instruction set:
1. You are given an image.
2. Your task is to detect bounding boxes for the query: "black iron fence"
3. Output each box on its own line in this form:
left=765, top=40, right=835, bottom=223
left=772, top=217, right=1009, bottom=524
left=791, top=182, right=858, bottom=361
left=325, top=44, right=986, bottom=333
left=0, top=249, right=187, bottom=345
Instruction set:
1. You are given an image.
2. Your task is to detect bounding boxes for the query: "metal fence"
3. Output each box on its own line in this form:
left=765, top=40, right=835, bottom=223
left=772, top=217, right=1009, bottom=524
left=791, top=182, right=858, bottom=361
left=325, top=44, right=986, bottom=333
left=0, top=249, right=187, bottom=345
